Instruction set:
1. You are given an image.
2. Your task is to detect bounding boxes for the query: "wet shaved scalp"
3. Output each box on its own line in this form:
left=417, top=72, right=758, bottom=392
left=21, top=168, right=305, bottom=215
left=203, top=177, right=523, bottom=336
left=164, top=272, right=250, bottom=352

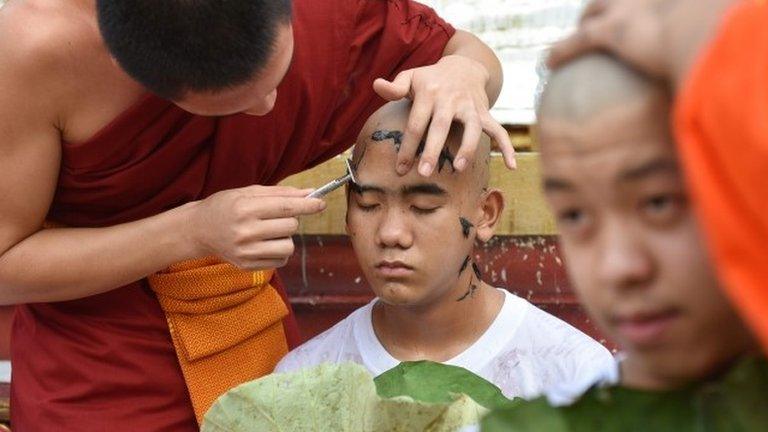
left=352, top=100, right=492, bottom=190
left=537, top=53, right=662, bottom=123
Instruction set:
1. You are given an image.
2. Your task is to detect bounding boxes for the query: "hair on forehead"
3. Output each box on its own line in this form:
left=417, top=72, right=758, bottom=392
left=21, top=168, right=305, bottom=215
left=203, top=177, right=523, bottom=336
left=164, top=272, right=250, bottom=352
left=537, top=53, right=662, bottom=123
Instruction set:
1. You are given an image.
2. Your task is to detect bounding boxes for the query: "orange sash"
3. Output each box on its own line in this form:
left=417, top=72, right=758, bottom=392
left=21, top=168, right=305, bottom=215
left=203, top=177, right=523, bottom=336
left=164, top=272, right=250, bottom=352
left=147, top=257, right=288, bottom=423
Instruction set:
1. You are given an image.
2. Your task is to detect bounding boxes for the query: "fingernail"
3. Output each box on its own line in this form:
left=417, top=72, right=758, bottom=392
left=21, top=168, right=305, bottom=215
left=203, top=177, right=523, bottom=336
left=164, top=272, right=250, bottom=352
left=418, top=162, right=432, bottom=176
left=455, top=157, right=467, bottom=171
left=397, top=160, right=410, bottom=175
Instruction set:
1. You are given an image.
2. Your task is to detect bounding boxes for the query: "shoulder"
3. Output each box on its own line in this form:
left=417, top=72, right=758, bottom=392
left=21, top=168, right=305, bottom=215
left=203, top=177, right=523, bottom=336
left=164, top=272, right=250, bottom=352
left=1, top=1, right=88, bottom=77
left=0, top=1, right=93, bottom=113
left=275, top=305, right=366, bottom=373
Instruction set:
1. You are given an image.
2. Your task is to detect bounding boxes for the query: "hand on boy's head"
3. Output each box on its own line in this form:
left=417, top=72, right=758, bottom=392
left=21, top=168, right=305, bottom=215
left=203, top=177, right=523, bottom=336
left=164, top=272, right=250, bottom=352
left=547, top=0, right=736, bottom=86
left=537, top=54, right=755, bottom=390
left=373, top=55, right=516, bottom=176
left=346, top=101, right=503, bottom=307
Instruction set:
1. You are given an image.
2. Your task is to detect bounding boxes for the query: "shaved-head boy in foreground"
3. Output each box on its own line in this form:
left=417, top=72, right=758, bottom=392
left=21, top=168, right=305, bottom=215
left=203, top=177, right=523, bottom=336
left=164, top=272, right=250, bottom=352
left=276, top=100, right=613, bottom=399
left=481, top=54, right=765, bottom=431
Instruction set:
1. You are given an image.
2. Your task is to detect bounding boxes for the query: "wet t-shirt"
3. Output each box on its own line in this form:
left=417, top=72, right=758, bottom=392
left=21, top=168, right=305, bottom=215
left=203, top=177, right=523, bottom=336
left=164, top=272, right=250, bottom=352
left=276, top=289, right=615, bottom=400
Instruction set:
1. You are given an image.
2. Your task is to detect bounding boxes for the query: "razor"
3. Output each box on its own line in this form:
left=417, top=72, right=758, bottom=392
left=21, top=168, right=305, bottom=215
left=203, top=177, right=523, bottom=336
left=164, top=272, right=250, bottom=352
left=307, top=159, right=357, bottom=198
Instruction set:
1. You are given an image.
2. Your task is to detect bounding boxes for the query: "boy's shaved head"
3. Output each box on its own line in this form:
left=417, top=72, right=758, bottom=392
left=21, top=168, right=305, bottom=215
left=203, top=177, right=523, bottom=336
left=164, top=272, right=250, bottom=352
left=538, top=53, right=663, bottom=125
left=352, top=100, right=491, bottom=194
left=537, top=54, right=755, bottom=390
left=346, top=100, right=504, bottom=309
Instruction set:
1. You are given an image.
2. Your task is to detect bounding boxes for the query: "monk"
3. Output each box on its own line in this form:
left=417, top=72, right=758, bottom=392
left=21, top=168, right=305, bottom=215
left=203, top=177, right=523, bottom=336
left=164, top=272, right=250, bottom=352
left=548, top=0, right=768, bottom=351
left=481, top=52, right=764, bottom=432
left=0, top=0, right=513, bottom=430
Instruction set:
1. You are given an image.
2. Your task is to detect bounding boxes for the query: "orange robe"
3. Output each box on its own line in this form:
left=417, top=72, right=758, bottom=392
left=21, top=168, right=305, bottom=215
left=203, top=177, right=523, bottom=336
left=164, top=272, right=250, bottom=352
left=675, top=0, right=768, bottom=351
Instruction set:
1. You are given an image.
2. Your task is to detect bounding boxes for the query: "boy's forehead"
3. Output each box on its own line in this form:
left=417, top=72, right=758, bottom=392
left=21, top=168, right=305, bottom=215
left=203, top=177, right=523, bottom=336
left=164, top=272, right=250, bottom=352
left=541, top=97, right=673, bottom=162
left=352, top=139, right=456, bottom=191
left=541, top=133, right=680, bottom=192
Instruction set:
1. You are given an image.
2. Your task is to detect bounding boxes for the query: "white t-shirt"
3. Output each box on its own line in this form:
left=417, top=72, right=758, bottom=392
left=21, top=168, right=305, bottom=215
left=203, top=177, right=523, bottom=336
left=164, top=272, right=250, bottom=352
left=544, top=354, right=622, bottom=406
left=276, top=289, right=615, bottom=400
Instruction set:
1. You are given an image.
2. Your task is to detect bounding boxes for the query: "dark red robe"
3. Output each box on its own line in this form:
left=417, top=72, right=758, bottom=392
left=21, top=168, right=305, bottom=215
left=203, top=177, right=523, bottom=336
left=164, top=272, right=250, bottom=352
left=10, top=1, right=454, bottom=429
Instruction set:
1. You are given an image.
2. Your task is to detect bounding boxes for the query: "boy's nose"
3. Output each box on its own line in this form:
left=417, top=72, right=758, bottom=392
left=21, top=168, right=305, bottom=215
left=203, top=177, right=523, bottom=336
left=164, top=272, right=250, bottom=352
left=597, top=220, right=654, bottom=290
left=376, top=209, right=413, bottom=249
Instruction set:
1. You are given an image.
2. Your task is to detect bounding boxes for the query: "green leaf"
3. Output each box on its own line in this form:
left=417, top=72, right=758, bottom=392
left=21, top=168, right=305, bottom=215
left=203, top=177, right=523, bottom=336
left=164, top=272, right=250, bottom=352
left=202, top=362, right=489, bottom=432
left=375, top=360, right=518, bottom=410
left=481, top=357, right=768, bottom=432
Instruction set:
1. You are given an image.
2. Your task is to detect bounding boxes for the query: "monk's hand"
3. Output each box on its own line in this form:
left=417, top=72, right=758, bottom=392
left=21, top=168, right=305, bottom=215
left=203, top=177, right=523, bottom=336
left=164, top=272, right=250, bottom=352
left=373, top=55, right=515, bottom=176
left=190, top=185, right=326, bottom=270
left=548, top=0, right=670, bottom=76
left=548, top=0, right=734, bottom=86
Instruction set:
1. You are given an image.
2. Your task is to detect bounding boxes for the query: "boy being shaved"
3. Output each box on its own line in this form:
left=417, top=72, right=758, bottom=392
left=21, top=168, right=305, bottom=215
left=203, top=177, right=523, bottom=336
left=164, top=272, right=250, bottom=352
left=481, top=54, right=765, bottom=431
left=276, top=101, right=613, bottom=399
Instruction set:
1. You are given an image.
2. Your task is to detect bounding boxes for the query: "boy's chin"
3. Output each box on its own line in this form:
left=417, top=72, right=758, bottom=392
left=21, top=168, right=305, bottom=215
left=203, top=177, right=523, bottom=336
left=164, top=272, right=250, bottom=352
left=623, top=344, right=746, bottom=390
left=373, top=283, right=430, bottom=307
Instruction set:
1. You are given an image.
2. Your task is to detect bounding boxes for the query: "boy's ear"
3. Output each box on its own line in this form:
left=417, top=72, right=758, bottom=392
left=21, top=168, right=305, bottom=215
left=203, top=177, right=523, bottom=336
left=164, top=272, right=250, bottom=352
left=474, top=188, right=505, bottom=243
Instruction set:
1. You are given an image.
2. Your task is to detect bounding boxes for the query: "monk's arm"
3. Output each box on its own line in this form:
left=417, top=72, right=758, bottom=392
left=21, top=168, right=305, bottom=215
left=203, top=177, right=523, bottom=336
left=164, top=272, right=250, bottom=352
left=0, top=42, right=324, bottom=305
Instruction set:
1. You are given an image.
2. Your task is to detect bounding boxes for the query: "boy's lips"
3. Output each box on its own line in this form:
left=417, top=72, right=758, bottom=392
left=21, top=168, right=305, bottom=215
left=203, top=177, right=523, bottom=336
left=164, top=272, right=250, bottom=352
left=611, top=308, right=681, bottom=348
left=375, top=260, right=414, bottom=277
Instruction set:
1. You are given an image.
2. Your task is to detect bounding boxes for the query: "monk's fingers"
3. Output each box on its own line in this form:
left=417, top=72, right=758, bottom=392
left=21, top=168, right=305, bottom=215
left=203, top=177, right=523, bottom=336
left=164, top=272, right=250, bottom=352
left=418, top=107, right=455, bottom=176
left=235, top=258, right=292, bottom=270
left=579, top=0, right=609, bottom=24
left=547, top=18, right=613, bottom=69
left=253, top=196, right=326, bottom=220
left=397, top=96, right=434, bottom=175
left=241, top=185, right=314, bottom=198
left=451, top=108, right=483, bottom=172
left=245, top=217, right=301, bottom=242
left=233, top=238, right=296, bottom=268
left=373, top=70, right=415, bottom=102
left=481, top=113, right=516, bottom=169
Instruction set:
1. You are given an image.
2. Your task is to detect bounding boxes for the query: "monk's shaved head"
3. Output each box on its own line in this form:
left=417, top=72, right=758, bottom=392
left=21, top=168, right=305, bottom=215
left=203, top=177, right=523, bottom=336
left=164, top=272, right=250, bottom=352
left=352, top=100, right=491, bottom=192
left=537, top=53, right=663, bottom=124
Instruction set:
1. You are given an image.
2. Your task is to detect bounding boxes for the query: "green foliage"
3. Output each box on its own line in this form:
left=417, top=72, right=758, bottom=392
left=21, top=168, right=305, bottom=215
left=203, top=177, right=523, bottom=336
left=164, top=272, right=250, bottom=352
left=482, top=357, right=768, bottom=432
left=202, top=362, right=489, bottom=432
left=375, top=361, right=518, bottom=410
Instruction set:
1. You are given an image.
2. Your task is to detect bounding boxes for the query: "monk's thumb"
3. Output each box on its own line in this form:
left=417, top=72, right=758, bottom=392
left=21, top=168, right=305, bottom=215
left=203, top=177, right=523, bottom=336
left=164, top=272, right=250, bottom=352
left=373, top=72, right=412, bottom=101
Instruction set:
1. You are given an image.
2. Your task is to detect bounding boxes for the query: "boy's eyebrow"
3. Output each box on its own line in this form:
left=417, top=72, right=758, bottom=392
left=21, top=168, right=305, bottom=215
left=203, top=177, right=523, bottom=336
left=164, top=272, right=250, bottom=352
left=543, top=177, right=575, bottom=192
left=350, top=182, right=448, bottom=196
left=618, top=158, right=679, bottom=182
left=401, top=183, right=448, bottom=196
left=349, top=183, right=385, bottom=194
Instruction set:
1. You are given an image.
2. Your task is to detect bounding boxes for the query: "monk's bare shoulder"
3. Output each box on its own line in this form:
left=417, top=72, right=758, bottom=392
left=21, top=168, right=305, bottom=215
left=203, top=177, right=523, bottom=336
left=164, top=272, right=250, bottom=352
left=0, top=0, right=143, bottom=140
left=0, top=0, right=94, bottom=123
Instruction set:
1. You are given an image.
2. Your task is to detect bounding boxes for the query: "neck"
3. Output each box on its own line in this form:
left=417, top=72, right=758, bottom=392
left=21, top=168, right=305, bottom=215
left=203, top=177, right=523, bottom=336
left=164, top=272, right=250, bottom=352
left=371, top=277, right=504, bottom=363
